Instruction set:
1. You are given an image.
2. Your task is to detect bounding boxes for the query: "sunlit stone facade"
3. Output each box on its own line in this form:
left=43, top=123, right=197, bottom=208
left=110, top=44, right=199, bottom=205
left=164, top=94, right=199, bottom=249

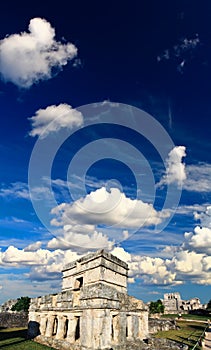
left=28, top=250, right=148, bottom=350
left=163, top=292, right=203, bottom=314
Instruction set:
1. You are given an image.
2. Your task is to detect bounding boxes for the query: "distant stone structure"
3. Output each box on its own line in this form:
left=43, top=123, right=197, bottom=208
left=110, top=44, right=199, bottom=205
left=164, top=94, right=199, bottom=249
left=0, top=299, right=17, bottom=312
left=28, top=250, right=148, bottom=350
left=163, top=292, right=203, bottom=314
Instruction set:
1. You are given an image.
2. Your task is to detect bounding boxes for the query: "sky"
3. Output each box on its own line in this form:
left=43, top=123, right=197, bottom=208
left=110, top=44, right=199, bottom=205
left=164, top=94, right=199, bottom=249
left=0, top=0, right=210, bottom=305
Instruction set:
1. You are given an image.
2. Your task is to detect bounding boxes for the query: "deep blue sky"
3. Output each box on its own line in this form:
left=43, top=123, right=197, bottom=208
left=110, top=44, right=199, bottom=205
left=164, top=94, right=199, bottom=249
left=0, top=0, right=210, bottom=305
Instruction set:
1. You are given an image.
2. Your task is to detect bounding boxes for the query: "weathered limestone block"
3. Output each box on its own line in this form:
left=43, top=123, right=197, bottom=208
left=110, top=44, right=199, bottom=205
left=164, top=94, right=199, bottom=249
left=55, top=315, right=66, bottom=339
left=148, top=318, right=177, bottom=334
left=66, top=314, right=79, bottom=343
left=39, top=314, right=47, bottom=335
left=28, top=250, right=149, bottom=350
left=45, top=315, right=55, bottom=337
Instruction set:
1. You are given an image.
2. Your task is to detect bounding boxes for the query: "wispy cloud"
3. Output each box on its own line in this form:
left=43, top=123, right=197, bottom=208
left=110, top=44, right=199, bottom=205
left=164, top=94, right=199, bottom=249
left=183, top=163, right=211, bottom=192
left=157, top=34, right=200, bottom=73
left=0, top=17, right=77, bottom=88
left=0, top=182, right=29, bottom=199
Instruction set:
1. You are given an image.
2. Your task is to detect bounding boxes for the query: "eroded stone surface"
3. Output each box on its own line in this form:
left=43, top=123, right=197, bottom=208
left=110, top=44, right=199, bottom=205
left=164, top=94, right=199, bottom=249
left=28, top=250, right=148, bottom=350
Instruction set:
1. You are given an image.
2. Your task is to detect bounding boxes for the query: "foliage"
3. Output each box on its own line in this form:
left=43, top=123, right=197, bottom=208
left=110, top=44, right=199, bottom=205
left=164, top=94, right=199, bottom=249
left=207, top=299, right=211, bottom=311
left=149, top=299, right=165, bottom=314
left=11, top=297, right=31, bottom=312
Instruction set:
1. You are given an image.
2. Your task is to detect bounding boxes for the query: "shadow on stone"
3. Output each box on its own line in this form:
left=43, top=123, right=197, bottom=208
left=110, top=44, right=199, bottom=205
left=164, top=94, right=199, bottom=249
left=27, top=320, right=40, bottom=339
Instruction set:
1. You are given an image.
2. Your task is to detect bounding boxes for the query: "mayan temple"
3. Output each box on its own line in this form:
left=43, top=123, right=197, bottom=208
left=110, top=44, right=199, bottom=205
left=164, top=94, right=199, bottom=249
left=28, top=249, right=148, bottom=350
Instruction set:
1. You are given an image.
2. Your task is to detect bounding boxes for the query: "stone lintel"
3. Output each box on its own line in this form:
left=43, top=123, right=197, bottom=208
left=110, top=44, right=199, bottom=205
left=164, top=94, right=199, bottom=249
left=62, top=249, right=128, bottom=272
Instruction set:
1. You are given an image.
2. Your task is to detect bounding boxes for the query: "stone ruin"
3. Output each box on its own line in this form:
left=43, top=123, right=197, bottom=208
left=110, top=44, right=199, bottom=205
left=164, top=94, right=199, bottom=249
left=163, top=292, right=203, bottom=314
left=28, top=249, right=148, bottom=349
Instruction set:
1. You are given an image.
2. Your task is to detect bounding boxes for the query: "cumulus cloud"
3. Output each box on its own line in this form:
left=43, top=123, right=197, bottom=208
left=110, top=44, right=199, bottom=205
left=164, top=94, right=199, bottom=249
left=111, top=205, right=211, bottom=286
left=24, top=241, right=42, bottom=252
left=111, top=247, right=132, bottom=263
left=158, top=146, right=186, bottom=187
left=194, top=205, right=211, bottom=227
left=184, top=226, right=211, bottom=255
left=28, top=103, right=83, bottom=138
left=48, top=186, right=170, bottom=250
left=1, top=246, right=54, bottom=266
left=47, top=227, right=114, bottom=252
left=183, top=205, right=211, bottom=255
left=0, top=245, right=80, bottom=280
left=0, top=17, right=77, bottom=88
left=157, top=34, right=200, bottom=73
left=51, top=187, right=167, bottom=230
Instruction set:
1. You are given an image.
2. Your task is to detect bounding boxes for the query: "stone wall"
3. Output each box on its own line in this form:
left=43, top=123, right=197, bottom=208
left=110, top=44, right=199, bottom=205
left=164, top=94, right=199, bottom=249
left=148, top=318, right=177, bottom=334
left=0, top=312, right=28, bottom=328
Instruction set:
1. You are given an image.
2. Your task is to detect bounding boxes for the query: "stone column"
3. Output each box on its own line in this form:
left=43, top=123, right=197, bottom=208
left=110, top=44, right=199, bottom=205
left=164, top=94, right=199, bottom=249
left=40, top=314, right=47, bottom=335
left=141, top=311, right=149, bottom=338
left=81, top=309, right=111, bottom=349
left=118, top=313, right=127, bottom=343
left=45, top=315, right=55, bottom=337
left=55, top=315, right=66, bottom=339
left=66, top=315, right=78, bottom=343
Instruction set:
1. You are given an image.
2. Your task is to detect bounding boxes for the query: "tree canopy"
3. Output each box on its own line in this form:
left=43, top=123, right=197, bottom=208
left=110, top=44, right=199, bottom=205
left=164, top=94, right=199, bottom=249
left=149, top=299, right=165, bottom=314
left=207, top=299, right=211, bottom=312
left=11, top=296, right=31, bottom=312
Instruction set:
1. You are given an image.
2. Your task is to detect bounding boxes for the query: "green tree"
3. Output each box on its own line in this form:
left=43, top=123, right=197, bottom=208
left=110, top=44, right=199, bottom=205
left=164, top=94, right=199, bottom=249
left=207, top=299, right=211, bottom=312
left=149, top=299, right=165, bottom=314
left=11, top=296, right=31, bottom=312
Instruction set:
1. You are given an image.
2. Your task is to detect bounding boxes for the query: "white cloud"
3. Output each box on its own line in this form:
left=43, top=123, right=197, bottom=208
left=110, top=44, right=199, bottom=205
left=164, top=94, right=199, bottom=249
left=183, top=205, right=211, bottom=255
left=0, top=17, right=77, bottom=88
left=1, top=246, right=54, bottom=266
left=24, top=241, right=42, bottom=252
left=172, top=250, right=204, bottom=274
left=29, top=103, right=83, bottom=138
left=0, top=245, right=80, bottom=280
left=47, top=228, right=114, bottom=252
left=175, top=204, right=208, bottom=216
left=129, top=255, right=178, bottom=285
left=0, top=182, right=29, bottom=199
left=111, top=247, right=132, bottom=263
left=194, top=205, right=211, bottom=227
left=158, top=146, right=186, bottom=187
left=51, top=187, right=168, bottom=230
left=157, top=34, right=200, bottom=73
left=183, top=164, right=211, bottom=192
left=184, top=227, right=211, bottom=255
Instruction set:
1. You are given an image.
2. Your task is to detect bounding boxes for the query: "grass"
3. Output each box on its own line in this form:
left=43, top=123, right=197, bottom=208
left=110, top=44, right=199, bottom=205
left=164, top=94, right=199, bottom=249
left=155, top=320, right=207, bottom=349
left=0, top=327, right=55, bottom=349
left=161, top=313, right=210, bottom=321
